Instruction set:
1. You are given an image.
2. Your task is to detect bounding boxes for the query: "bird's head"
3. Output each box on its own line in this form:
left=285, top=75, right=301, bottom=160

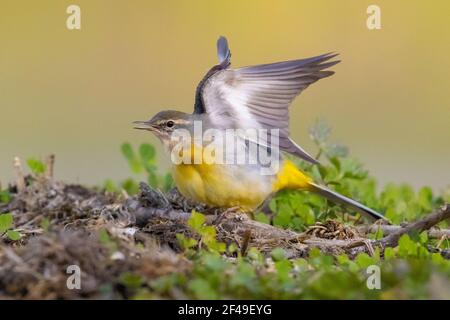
left=133, top=110, right=194, bottom=148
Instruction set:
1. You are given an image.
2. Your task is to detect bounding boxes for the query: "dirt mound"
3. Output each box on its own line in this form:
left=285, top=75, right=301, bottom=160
left=0, top=175, right=190, bottom=299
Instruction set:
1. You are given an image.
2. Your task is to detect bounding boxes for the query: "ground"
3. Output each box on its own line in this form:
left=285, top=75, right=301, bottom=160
left=1, top=128, right=449, bottom=299
left=0, top=168, right=449, bottom=299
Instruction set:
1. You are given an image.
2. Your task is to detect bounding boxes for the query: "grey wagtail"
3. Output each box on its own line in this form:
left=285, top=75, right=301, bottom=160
left=134, top=37, right=386, bottom=221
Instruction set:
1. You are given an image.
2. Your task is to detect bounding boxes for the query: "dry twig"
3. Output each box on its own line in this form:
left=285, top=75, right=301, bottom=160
left=13, top=156, right=26, bottom=193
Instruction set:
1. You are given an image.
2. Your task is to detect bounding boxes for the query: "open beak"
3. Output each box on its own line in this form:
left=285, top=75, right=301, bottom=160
left=133, top=120, right=155, bottom=131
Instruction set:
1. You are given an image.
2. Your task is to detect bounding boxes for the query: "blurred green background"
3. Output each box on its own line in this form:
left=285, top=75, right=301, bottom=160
left=0, top=0, right=449, bottom=190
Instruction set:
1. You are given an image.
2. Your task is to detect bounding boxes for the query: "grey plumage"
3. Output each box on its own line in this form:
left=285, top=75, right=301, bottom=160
left=193, top=36, right=340, bottom=164
left=217, top=36, right=231, bottom=67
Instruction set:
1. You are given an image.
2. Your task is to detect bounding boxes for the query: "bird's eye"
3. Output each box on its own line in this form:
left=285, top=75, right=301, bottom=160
left=166, top=120, right=174, bottom=128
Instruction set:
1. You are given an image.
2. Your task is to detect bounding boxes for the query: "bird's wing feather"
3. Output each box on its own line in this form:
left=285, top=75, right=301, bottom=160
left=196, top=38, right=339, bottom=163
left=217, top=36, right=231, bottom=67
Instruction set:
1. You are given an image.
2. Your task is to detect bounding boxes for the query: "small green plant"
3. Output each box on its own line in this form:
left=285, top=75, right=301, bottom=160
left=98, top=228, right=118, bottom=252
left=146, top=231, right=450, bottom=299
left=0, top=189, right=11, bottom=204
left=105, top=143, right=173, bottom=195
left=26, top=158, right=46, bottom=175
left=0, top=213, right=22, bottom=241
left=40, top=217, right=51, bottom=232
left=119, top=272, right=143, bottom=290
left=267, top=120, right=446, bottom=231
left=176, top=233, right=197, bottom=251
left=177, top=211, right=226, bottom=253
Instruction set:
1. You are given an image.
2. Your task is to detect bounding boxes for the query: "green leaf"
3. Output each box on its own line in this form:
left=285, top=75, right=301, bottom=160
left=27, top=158, right=46, bottom=175
left=431, top=252, right=445, bottom=265
left=139, top=144, right=156, bottom=162
left=340, top=158, right=367, bottom=180
left=121, top=143, right=134, bottom=161
left=208, top=240, right=226, bottom=253
left=419, top=231, right=428, bottom=244
left=98, top=229, right=117, bottom=252
left=227, top=243, right=238, bottom=254
left=147, top=171, right=158, bottom=187
left=385, top=207, right=402, bottom=225
left=329, top=157, right=341, bottom=172
left=275, top=260, right=292, bottom=282
left=384, top=247, right=395, bottom=260
left=271, top=248, right=286, bottom=261
left=119, top=272, right=142, bottom=289
left=176, top=233, right=197, bottom=250
left=229, top=262, right=257, bottom=289
left=254, top=212, right=270, bottom=224
left=163, top=173, right=174, bottom=192
left=418, top=187, right=433, bottom=211
left=273, top=203, right=293, bottom=228
left=203, top=253, right=227, bottom=272
left=199, top=225, right=216, bottom=243
left=121, top=143, right=142, bottom=173
left=188, top=278, right=218, bottom=299
left=398, top=234, right=418, bottom=257
left=188, top=211, right=206, bottom=232
left=247, top=247, right=264, bottom=263
left=336, top=253, right=350, bottom=265
left=295, top=204, right=315, bottom=226
left=130, top=159, right=143, bottom=174
left=309, top=247, right=322, bottom=258
left=120, top=178, right=139, bottom=195
left=355, top=253, right=375, bottom=268
left=293, top=258, right=310, bottom=272
left=268, top=199, right=277, bottom=213
left=0, top=190, right=11, bottom=203
left=0, top=213, right=13, bottom=233
left=103, top=179, right=118, bottom=193
left=40, top=218, right=50, bottom=232
left=6, top=230, right=21, bottom=241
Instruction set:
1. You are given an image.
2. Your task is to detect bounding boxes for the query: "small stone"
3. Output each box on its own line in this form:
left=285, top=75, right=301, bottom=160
left=110, top=251, right=125, bottom=261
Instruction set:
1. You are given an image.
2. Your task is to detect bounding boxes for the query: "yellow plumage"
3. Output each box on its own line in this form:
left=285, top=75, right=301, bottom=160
left=272, top=159, right=312, bottom=192
left=171, top=143, right=313, bottom=211
left=165, top=141, right=385, bottom=221
left=172, top=163, right=271, bottom=210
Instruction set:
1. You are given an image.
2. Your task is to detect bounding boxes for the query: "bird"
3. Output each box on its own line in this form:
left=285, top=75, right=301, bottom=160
left=134, top=36, right=386, bottom=221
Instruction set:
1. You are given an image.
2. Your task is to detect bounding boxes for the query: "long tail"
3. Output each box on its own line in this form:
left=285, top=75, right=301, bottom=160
left=308, top=182, right=387, bottom=221
left=275, top=160, right=387, bottom=221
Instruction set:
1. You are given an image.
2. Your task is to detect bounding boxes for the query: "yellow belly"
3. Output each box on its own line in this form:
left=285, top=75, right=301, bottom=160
left=171, top=163, right=272, bottom=211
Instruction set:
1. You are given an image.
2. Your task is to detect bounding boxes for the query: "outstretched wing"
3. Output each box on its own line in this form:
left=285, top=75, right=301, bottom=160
left=194, top=36, right=340, bottom=164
